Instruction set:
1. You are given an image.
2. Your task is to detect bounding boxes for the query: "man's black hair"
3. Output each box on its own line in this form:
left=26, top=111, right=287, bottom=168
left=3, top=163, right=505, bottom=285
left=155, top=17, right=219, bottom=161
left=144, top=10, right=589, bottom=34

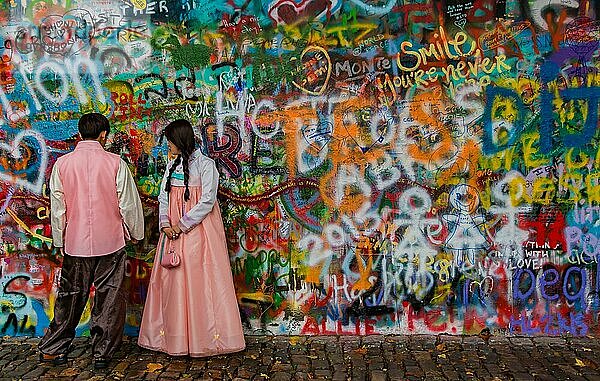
left=78, top=113, right=110, bottom=140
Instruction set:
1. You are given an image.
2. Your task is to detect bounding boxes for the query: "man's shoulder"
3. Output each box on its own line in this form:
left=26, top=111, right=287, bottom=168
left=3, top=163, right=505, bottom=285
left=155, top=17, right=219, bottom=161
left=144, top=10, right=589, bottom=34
left=54, top=151, right=75, bottom=165
left=105, top=151, right=123, bottom=161
left=55, top=149, right=122, bottom=166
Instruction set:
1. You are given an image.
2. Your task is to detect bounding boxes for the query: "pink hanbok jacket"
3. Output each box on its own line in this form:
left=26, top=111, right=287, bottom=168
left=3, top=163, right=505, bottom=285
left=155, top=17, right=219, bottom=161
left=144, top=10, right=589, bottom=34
left=49, top=140, right=144, bottom=257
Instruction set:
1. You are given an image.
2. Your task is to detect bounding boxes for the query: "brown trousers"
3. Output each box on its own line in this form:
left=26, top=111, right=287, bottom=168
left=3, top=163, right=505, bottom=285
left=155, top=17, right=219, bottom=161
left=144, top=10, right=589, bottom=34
left=39, top=249, right=127, bottom=359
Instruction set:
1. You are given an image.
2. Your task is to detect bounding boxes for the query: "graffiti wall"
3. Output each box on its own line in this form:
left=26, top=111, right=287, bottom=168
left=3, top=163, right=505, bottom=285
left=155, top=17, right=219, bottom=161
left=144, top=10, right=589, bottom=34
left=1, top=0, right=600, bottom=337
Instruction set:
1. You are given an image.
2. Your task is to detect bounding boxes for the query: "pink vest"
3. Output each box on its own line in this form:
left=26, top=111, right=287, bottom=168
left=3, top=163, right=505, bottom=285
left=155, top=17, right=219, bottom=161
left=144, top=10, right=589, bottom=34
left=55, top=140, right=125, bottom=257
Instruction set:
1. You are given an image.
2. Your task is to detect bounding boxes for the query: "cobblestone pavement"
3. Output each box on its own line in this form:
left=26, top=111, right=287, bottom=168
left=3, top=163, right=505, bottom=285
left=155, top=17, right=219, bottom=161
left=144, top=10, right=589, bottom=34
left=1, top=335, right=599, bottom=380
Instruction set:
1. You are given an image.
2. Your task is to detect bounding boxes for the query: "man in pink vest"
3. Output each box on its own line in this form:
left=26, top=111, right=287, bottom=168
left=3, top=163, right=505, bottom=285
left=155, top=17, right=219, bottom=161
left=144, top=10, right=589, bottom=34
left=39, top=113, right=144, bottom=369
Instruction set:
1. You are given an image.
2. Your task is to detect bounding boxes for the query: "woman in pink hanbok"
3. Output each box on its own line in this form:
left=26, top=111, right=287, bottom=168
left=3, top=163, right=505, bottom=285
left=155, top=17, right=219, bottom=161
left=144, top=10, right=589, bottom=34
left=138, top=119, right=245, bottom=357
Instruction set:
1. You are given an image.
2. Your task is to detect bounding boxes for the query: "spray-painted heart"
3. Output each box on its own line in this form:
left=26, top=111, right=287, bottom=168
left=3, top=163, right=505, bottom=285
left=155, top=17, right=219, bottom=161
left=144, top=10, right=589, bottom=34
left=39, top=9, right=94, bottom=56
left=131, top=0, right=147, bottom=10
left=291, top=46, right=332, bottom=96
left=341, top=106, right=391, bottom=154
left=0, top=130, right=48, bottom=194
left=469, top=276, right=494, bottom=296
left=301, top=119, right=333, bottom=153
left=268, top=0, right=341, bottom=25
left=454, top=17, right=467, bottom=29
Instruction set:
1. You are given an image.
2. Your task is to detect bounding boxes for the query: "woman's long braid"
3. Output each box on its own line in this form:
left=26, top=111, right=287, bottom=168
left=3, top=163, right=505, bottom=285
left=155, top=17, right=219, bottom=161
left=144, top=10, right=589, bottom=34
left=181, top=150, right=191, bottom=201
left=162, top=118, right=196, bottom=201
left=165, top=155, right=182, bottom=193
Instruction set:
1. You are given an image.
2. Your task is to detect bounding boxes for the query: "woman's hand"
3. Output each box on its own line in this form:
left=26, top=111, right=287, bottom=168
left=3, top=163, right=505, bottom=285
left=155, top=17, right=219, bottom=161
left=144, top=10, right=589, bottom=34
left=162, top=226, right=181, bottom=240
left=172, top=225, right=182, bottom=235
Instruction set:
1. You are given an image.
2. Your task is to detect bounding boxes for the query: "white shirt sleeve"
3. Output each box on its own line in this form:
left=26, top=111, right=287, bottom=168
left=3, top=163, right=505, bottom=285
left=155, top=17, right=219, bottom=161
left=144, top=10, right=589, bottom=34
left=157, top=164, right=171, bottom=229
left=178, top=158, right=219, bottom=232
left=49, top=164, right=66, bottom=247
left=116, top=159, right=145, bottom=241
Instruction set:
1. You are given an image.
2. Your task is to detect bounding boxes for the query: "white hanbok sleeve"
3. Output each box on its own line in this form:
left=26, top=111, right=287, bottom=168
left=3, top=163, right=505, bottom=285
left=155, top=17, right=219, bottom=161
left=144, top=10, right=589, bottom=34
left=116, top=159, right=145, bottom=241
left=158, top=165, right=172, bottom=230
left=178, top=157, right=219, bottom=233
left=49, top=164, right=66, bottom=248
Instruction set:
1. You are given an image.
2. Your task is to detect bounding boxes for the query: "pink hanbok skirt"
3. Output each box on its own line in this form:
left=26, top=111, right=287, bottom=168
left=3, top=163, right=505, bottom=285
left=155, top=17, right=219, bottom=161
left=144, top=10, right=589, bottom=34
left=138, top=186, right=245, bottom=357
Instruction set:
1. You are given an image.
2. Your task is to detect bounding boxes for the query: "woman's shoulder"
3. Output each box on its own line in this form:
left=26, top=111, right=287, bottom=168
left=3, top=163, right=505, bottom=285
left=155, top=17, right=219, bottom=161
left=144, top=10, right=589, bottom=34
left=190, top=148, right=216, bottom=166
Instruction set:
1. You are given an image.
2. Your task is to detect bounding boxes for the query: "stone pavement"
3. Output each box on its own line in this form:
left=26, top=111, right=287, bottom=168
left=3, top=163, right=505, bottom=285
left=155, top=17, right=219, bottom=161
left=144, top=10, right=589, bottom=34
left=1, top=335, right=599, bottom=380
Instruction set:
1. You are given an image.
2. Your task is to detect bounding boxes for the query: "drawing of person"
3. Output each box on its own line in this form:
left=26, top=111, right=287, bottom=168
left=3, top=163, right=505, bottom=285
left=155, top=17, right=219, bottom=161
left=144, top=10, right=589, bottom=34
left=443, top=184, right=491, bottom=267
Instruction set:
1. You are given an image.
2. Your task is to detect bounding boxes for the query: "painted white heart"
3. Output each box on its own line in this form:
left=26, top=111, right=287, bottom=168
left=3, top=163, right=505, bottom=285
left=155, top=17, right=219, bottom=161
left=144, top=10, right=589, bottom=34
left=0, top=130, right=48, bottom=194
left=454, top=18, right=467, bottom=29
left=469, top=276, right=494, bottom=295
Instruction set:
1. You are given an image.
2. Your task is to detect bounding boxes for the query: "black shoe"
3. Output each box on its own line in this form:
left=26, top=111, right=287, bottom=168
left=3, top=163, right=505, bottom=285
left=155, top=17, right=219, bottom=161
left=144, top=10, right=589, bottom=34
left=39, top=353, right=68, bottom=365
left=94, top=358, right=109, bottom=370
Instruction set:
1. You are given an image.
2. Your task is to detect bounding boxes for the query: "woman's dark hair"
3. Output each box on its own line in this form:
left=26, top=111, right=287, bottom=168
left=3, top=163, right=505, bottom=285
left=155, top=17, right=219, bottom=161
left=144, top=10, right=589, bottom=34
left=163, top=119, right=196, bottom=201
left=79, top=113, right=110, bottom=139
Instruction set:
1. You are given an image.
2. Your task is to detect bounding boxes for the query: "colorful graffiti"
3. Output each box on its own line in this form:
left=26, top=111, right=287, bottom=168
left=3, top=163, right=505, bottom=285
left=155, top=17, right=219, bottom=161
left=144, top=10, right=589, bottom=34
left=1, top=0, right=600, bottom=337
